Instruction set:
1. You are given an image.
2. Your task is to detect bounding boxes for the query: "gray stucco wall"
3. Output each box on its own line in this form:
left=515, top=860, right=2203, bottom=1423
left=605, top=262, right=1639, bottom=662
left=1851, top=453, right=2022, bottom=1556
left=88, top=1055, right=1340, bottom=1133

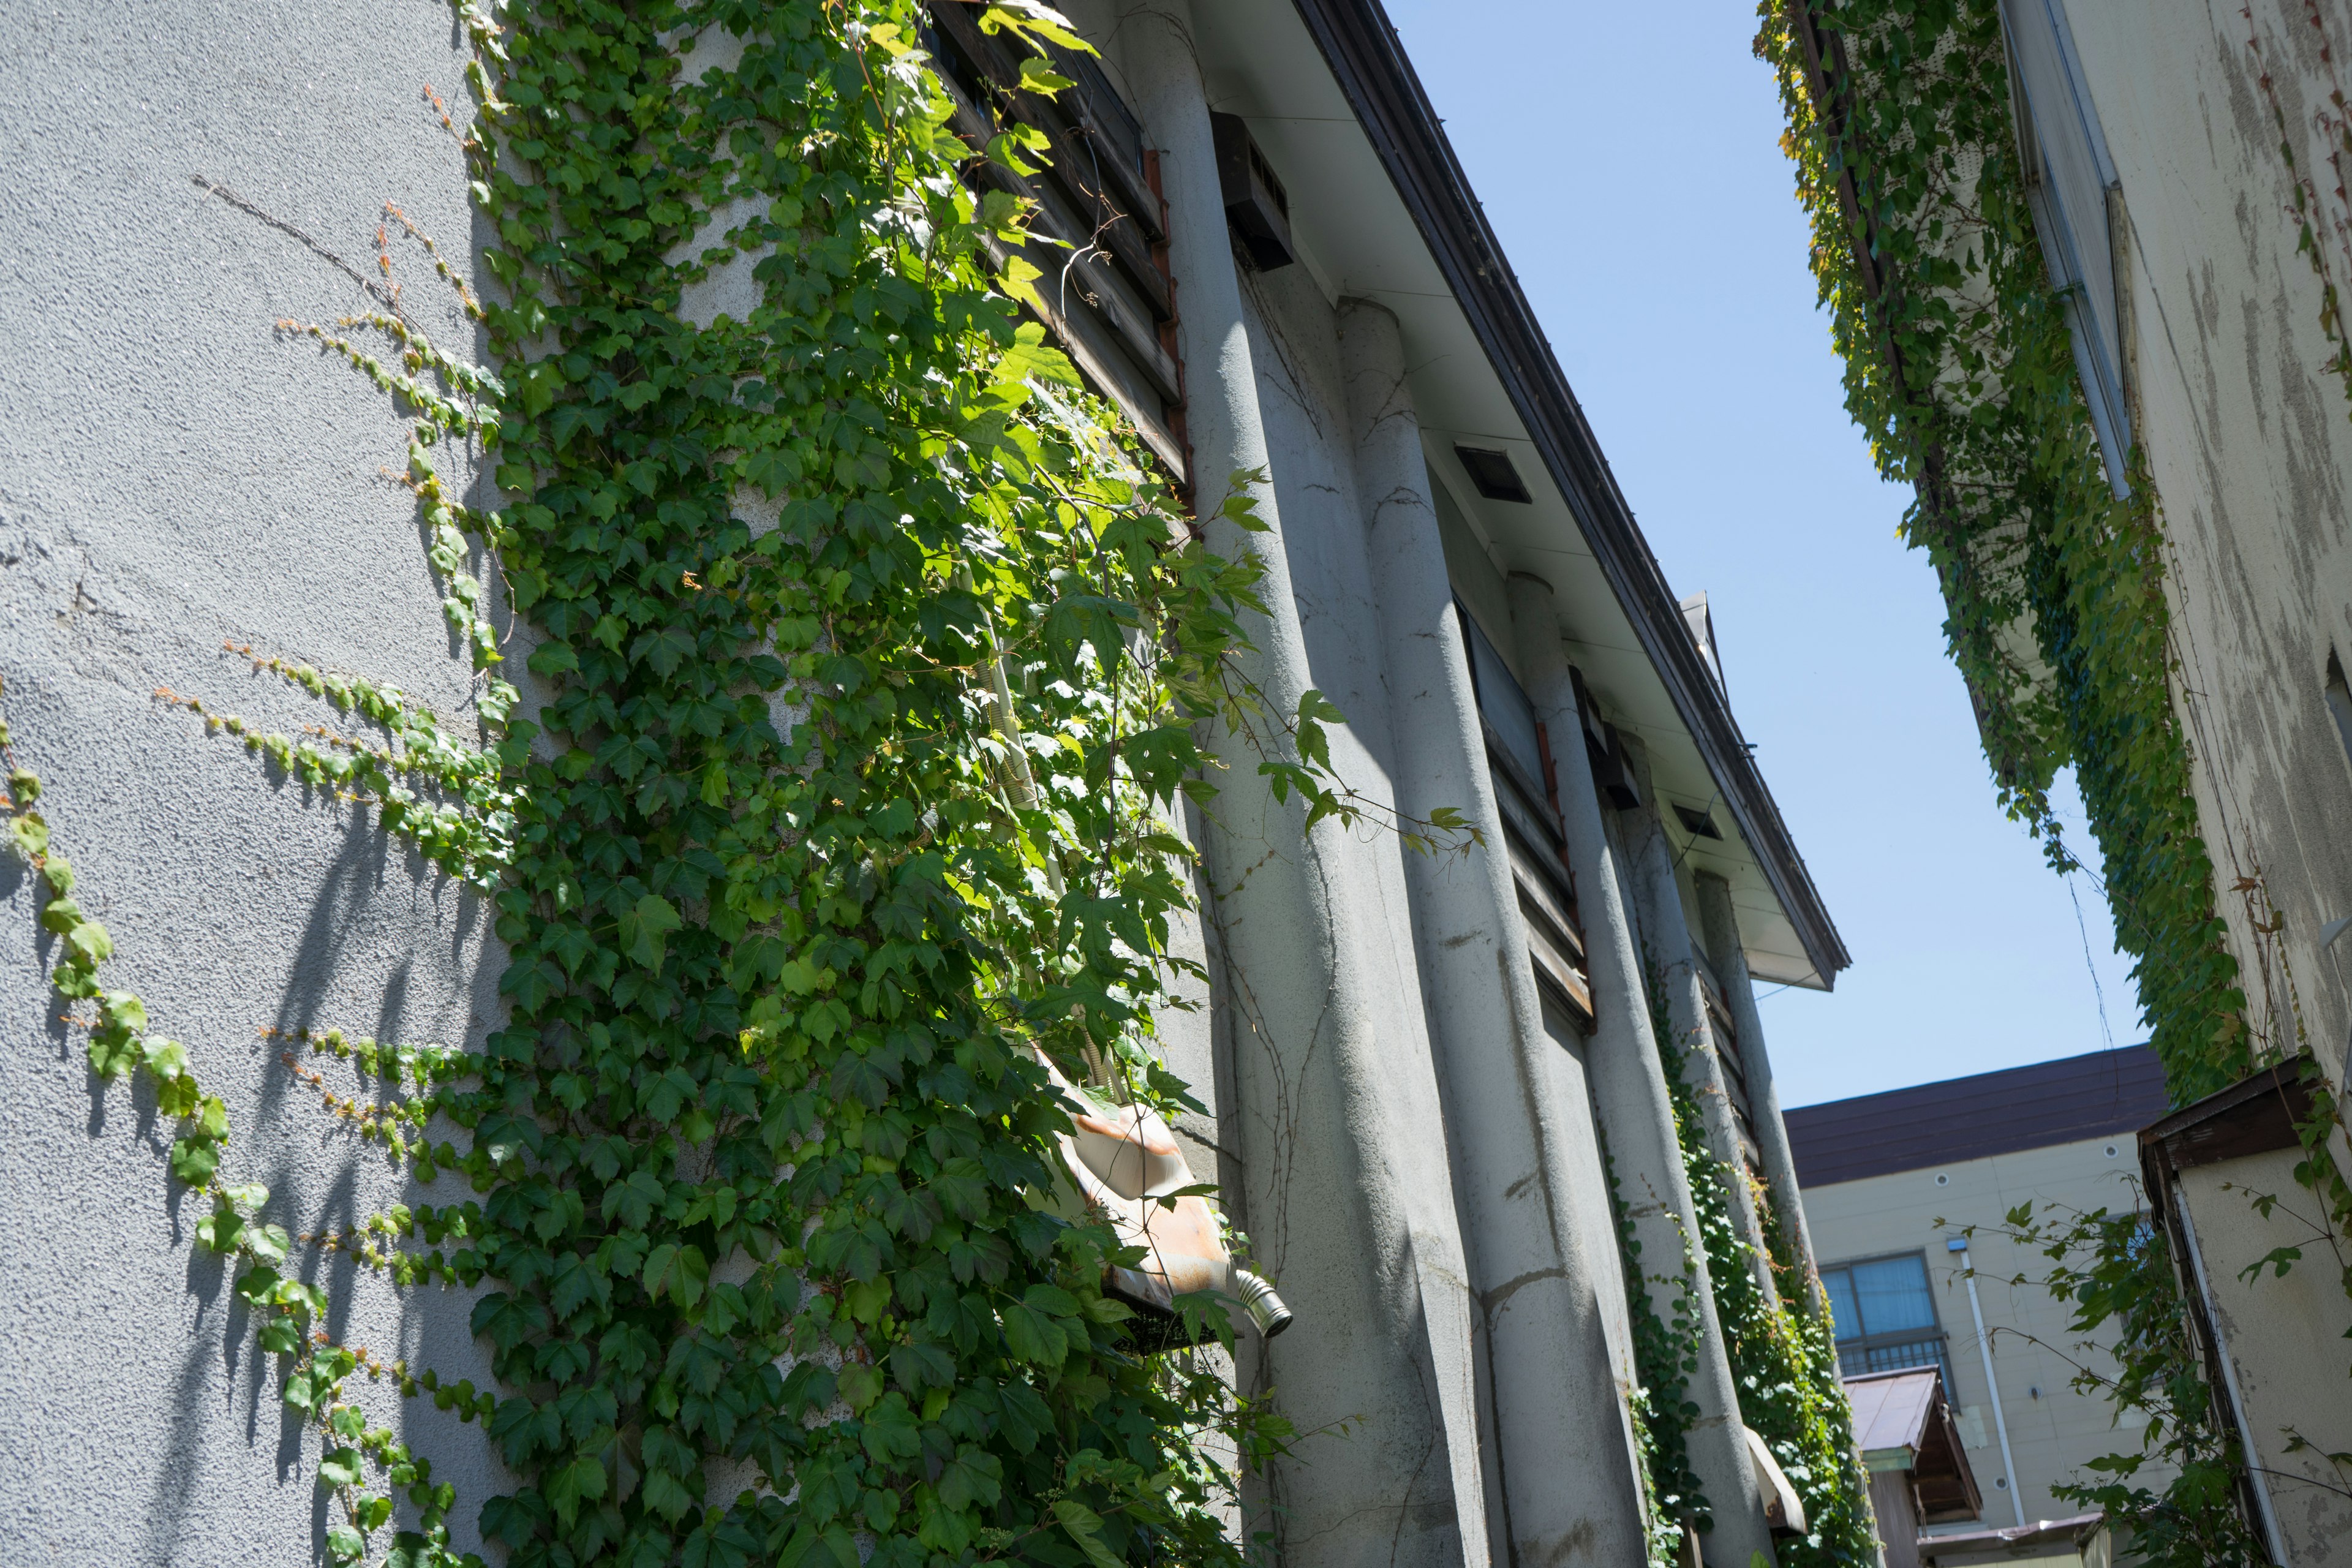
left=0, top=2, right=506, bottom=1559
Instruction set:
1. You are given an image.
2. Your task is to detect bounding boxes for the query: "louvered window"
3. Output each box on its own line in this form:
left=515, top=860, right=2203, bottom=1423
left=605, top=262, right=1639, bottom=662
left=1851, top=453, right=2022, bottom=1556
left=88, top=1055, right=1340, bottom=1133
left=922, top=4, right=1188, bottom=485
left=1454, top=600, right=1592, bottom=1025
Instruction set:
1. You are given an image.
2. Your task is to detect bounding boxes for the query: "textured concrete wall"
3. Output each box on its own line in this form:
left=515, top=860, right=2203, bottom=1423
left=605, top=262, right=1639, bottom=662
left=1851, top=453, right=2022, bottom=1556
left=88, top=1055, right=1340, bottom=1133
left=2061, top=0, right=2352, bottom=1108
left=0, top=2, right=507, bottom=1560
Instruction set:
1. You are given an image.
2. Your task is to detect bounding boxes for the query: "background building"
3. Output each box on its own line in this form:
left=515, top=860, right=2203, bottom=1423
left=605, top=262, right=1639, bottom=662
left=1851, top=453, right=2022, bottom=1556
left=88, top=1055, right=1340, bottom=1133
left=1790, top=1047, right=2171, bottom=1561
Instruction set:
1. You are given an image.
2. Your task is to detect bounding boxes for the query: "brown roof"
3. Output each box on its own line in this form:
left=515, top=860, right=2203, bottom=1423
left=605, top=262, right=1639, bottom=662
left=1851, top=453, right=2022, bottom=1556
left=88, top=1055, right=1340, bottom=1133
left=1919, top=1513, right=2105, bottom=1563
left=1844, top=1367, right=1982, bottom=1524
left=1847, top=1368, right=1942, bottom=1457
left=1787, top=1046, right=2169, bottom=1186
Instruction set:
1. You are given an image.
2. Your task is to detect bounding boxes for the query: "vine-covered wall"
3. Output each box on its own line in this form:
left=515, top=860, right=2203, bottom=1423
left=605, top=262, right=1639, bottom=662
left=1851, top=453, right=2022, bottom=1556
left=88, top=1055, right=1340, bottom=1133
left=0, top=2, right=510, bottom=1559
left=4, top=1, right=1297, bottom=1563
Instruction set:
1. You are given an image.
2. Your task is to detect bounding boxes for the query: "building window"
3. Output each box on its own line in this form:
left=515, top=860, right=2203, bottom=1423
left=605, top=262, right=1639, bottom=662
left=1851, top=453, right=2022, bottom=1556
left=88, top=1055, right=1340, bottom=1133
left=1821, top=1253, right=1952, bottom=1385
left=2002, top=0, right=2132, bottom=493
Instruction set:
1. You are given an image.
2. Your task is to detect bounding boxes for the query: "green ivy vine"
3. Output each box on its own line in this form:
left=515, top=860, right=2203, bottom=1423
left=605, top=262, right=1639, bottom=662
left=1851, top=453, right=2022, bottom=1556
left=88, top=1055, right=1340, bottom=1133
left=4, top=1, right=1423, bottom=1564
left=1645, top=963, right=1878, bottom=1568
left=1959, top=1202, right=2271, bottom=1567
left=1599, top=1128, right=1709, bottom=1566
left=1752, top=0, right=2244, bottom=1102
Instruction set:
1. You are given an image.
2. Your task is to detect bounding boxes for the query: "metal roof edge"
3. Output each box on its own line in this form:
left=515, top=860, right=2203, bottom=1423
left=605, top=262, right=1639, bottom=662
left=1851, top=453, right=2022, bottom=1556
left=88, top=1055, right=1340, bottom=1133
left=1285, top=0, right=1850, bottom=985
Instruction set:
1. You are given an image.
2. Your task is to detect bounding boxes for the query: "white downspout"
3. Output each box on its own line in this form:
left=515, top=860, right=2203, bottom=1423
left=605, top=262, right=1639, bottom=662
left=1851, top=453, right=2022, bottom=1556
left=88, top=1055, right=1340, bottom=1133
left=1949, top=1234, right=2025, bottom=1525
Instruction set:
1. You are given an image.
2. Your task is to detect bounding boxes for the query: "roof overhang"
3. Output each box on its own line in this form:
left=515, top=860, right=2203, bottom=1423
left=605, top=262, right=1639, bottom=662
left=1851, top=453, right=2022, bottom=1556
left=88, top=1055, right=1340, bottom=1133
left=1182, top=0, right=1849, bottom=987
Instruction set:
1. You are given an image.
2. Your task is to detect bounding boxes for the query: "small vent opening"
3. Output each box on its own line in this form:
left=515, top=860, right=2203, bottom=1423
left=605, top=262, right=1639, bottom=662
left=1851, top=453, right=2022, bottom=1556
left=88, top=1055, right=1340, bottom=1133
left=1673, top=803, right=1722, bottom=840
left=1455, top=445, right=1531, bottom=503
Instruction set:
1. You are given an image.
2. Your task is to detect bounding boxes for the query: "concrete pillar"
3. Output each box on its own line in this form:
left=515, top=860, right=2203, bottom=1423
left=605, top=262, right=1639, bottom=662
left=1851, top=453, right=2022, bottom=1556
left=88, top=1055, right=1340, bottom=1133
left=1694, top=872, right=1822, bottom=1311
left=1121, top=12, right=1490, bottom=1565
left=1505, top=576, right=1775, bottom=1568
left=1340, top=299, right=1646, bottom=1566
left=1620, top=750, right=1777, bottom=1306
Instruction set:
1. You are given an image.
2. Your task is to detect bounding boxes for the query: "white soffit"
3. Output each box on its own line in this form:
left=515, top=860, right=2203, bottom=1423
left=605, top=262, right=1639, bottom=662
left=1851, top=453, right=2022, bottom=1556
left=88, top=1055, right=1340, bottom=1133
left=1185, top=0, right=1828, bottom=990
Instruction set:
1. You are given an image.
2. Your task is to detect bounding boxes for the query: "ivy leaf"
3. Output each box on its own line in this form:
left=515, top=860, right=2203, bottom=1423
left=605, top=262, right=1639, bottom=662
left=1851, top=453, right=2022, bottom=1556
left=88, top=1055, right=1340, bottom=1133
left=283, top=1362, right=339, bottom=1412
left=930, top=1157, right=989, bottom=1219
left=141, top=1035, right=188, bottom=1080
left=247, top=1223, right=292, bottom=1266
left=526, top=639, right=579, bottom=678
left=998, top=1302, right=1069, bottom=1365
left=10, top=810, right=49, bottom=858
left=935, top=1444, right=1003, bottom=1512
left=1016, top=55, right=1074, bottom=97
left=641, top=1463, right=698, bottom=1522
left=154, top=1071, right=200, bottom=1118
left=642, top=1066, right=696, bottom=1125
left=325, top=1525, right=366, bottom=1564
left=168, top=1134, right=221, bottom=1187
left=631, top=625, right=698, bottom=677
left=64, top=918, right=113, bottom=965
left=100, top=990, right=148, bottom=1032
left=1052, top=1498, right=1125, bottom=1568
left=86, top=1027, right=141, bottom=1082
left=643, top=1242, right=709, bottom=1308
left=318, top=1447, right=365, bottom=1489
left=835, top=1360, right=883, bottom=1412
left=39, top=894, right=82, bottom=935
left=620, top=893, right=682, bottom=971
left=545, top=1454, right=608, bottom=1525
left=194, top=1208, right=247, bottom=1254
left=887, top=1340, right=955, bottom=1392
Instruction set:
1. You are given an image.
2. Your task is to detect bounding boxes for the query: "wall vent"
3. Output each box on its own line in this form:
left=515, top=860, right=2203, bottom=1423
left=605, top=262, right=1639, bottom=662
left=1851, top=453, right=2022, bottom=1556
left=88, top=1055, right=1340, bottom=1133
left=1455, top=444, right=1532, bottom=503
left=1210, top=113, right=1294, bottom=271
left=1673, top=803, right=1722, bottom=840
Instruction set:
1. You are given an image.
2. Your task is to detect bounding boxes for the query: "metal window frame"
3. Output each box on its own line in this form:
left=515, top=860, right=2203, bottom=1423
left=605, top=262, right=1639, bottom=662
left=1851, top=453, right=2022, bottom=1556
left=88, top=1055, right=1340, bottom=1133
left=1820, top=1250, right=1954, bottom=1384
left=1999, top=0, right=2133, bottom=494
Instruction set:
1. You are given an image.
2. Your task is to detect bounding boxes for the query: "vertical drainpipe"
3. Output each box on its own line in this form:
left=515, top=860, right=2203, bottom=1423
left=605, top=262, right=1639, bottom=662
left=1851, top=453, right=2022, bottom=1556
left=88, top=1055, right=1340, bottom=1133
left=1338, top=297, right=1646, bottom=1566
left=1693, top=872, right=1822, bottom=1309
left=1119, top=9, right=1491, bottom=1564
left=1619, top=745, right=1777, bottom=1305
left=1506, top=575, right=1776, bottom=1568
left=1949, top=1234, right=2026, bottom=1527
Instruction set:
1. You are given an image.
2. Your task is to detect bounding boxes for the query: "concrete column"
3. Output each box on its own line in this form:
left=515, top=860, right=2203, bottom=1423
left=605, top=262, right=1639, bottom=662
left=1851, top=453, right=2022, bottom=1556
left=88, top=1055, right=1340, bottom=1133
left=1620, top=751, right=1777, bottom=1306
left=1506, top=576, right=1774, bottom=1568
left=1694, top=872, right=1822, bottom=1311
left=1341, top=299, right=1646, bottom=1566
left=1121, top=13, right=1490, bottom=1566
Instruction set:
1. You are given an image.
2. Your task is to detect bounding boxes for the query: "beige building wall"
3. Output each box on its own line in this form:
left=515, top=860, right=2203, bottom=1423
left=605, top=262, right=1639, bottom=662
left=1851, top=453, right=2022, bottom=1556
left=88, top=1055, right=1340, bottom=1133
left=2051, top=0, right=2352, bottom=1118
left=1803, top=1134, right=2161, bottom=1536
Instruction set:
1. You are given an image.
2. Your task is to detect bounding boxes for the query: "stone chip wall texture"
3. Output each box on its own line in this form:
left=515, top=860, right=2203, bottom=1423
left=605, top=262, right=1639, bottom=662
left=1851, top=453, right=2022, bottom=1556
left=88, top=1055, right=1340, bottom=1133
left=0, top=2, right=507, bottom=1560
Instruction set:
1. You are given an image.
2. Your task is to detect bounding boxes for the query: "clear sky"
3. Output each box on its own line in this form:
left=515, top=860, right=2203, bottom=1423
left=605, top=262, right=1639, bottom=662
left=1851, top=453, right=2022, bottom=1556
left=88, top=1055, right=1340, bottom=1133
left=1379, top=0, right=2146, bottom=1106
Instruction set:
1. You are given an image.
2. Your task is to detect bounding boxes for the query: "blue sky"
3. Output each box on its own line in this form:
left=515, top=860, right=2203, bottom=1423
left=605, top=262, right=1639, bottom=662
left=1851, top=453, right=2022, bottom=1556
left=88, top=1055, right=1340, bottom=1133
left=1381, top=0, right=2144, bottom=1106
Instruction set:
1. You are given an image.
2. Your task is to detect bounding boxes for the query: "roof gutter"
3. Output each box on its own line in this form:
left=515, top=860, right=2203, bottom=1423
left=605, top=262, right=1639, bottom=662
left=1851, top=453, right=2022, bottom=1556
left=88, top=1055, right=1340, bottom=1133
left=1286, top=0, right=1851, bottom=986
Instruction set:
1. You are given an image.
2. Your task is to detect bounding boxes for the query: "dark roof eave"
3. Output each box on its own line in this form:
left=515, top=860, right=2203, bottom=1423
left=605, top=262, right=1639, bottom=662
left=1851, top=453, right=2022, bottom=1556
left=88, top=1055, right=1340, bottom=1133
left=1288, top=0, right=1850, bottom=984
